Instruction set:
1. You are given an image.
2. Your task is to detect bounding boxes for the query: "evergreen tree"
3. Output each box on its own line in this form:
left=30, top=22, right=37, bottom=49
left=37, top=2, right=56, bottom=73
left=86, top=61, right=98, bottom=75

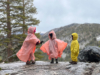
left=0, top=0, right=40, bottom=62
left=0, top=0, right=13, bottom=61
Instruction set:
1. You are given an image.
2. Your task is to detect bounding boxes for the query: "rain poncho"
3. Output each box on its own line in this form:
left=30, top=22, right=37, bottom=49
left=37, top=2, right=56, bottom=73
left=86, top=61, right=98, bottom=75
left=16, top=27, right=40, bottom=62
left=40, top=31, right=67, bottom=60
left=71, top=33, right=79, bottom=62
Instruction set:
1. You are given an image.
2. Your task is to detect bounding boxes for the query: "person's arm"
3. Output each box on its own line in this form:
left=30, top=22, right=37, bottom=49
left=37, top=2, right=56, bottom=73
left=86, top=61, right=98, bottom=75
left=36, top=41, right=44, bottom=45
left=36, top=41, right=40, bottom=45
left=73, top=42, right=78, bottom=54
left=40, top=41, right=44, bottom=44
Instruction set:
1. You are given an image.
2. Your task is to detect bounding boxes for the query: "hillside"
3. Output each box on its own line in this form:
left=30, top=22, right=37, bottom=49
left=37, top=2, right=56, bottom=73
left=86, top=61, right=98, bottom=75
left=41, top=23, right=100, bottom=48
left=40, top=23, right=100, bottom=61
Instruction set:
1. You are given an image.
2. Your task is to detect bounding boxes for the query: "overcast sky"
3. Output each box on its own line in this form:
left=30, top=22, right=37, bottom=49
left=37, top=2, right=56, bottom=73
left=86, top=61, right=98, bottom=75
left=34, top=0, right=100, bottom=33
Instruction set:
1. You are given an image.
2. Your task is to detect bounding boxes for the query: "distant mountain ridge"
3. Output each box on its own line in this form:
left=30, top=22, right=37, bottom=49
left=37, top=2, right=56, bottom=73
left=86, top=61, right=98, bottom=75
left=41, top=23, right=100, bottom=49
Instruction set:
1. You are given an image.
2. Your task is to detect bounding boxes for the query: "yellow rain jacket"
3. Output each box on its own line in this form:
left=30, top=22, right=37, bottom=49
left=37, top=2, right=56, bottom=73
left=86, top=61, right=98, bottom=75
left=71, top=33, right=79, bottom=62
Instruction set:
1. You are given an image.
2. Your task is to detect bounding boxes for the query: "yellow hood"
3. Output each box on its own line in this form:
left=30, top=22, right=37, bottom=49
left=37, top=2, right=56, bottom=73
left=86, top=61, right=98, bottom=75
left=72, top=33, right=78, bottom=40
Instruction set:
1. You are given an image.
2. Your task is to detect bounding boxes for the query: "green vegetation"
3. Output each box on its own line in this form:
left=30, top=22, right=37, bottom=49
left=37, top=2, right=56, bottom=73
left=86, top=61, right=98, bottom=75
left=0, top=56, right=2, bottom=62
left=0, top=0, right=42, bottom=62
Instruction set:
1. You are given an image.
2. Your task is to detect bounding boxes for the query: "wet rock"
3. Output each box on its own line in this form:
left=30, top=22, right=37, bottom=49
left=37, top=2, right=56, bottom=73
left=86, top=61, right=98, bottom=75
left=66, top=66, right=71, bottom=69
left=0, top=61, right=100, bottom=75
left=92, top=63, right=100, bottom=75
left=78, top=46, right=100, bottom=62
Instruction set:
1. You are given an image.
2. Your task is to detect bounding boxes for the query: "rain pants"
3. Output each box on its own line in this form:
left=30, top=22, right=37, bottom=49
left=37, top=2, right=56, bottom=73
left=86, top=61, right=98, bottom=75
left=71, top=33, right=79, bottom=62
left=40, top=31, right=67, bottom=60
left=16, top=27, right=40, bottom=62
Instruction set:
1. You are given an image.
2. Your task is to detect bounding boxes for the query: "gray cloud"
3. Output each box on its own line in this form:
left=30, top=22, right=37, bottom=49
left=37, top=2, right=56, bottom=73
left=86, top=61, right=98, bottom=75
left=34, top=0, right=100, bottom=33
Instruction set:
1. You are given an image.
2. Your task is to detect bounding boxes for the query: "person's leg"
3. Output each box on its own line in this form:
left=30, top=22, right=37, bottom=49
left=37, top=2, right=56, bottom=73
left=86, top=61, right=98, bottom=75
left=30, top=52, right=35, bottom=64
left=50, top=58, right=54, bottom=64
left=26, top=54, right=31, bottom=65
left=55, top=58, right=58, bottom=64
left=69, top=55, right=77, bottom=64
left=69, top=54, right=73, bottom=64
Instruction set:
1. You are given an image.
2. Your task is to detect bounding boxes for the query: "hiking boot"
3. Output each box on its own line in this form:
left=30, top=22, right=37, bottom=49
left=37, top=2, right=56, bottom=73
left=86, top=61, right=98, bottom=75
left=73, top=61, right=77, bottom=64
left=26, top=61, right=30, bottom=65
left=32, top=61, right=35, bottom=64
left=69, top=61, right=77, bottom=64
left=50, top=58, right=54, bottom=64
left=55, top=59, right=58, bottom=64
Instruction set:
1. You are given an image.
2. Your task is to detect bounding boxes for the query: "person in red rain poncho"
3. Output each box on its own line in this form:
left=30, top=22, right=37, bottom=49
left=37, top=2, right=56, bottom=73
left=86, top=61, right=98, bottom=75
left=40, top=30, right=67, bottom=64
left=16, top=27, right=43, bottom=65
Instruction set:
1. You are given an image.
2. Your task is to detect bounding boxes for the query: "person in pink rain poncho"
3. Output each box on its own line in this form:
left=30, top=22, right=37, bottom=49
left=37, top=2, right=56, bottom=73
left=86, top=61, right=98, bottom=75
left=40, top=30, right=67, bottom=64
left=17, top=27, right=43, bottom=65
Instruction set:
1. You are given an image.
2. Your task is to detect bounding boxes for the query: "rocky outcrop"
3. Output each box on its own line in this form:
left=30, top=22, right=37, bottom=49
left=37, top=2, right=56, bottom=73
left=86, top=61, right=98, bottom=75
left=78, top=46, right=100, bottom=62
left=0, top=61, right=100, bottom=75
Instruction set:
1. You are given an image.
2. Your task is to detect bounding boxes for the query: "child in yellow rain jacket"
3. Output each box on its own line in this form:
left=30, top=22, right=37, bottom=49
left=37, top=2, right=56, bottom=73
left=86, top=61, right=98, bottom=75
left=70, top=33, right=79, bottom=64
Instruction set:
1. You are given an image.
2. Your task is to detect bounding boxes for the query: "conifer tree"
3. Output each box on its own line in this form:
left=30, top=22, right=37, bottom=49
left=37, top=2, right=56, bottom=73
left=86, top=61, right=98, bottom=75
left=0, top=0, right=40, bottom=62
